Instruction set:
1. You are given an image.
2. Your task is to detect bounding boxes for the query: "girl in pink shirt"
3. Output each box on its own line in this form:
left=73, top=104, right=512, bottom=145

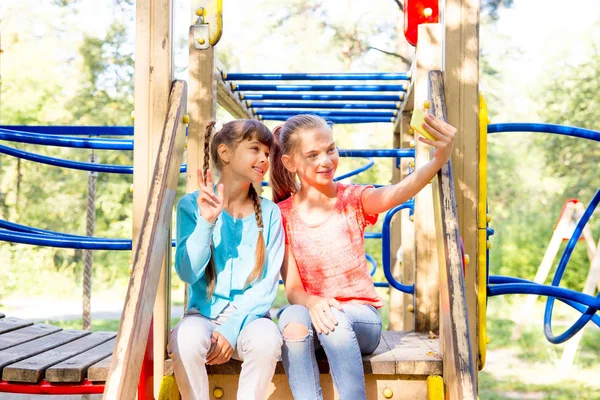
left=270, top=114, right=457, bottom=399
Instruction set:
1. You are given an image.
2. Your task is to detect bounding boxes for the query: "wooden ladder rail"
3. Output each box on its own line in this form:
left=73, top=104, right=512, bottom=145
left=103, top=80, right=188, bottom=400
left=429, top=70, right=478, bottom=399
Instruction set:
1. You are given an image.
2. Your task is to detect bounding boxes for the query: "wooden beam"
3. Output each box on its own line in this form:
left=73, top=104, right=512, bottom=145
left=430, top=70, right=477, bottom=400
left=413, top=24, right=442, bottom=333
left=132, top=0, right=174, bottom=395
left=442, top=0, right=480, bottom=371
left=215, top=60, right=254, bottom=119
left=186, top=31, right=217, bottom=193
left=103, top=81, right=188, bottom=400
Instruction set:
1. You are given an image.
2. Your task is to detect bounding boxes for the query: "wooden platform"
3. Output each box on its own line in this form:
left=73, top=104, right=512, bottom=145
left=0, top=314, right=115, bottom=384
left=0, top=313, right=442, bottom=399
left=0, top=314, right=441, bottom=383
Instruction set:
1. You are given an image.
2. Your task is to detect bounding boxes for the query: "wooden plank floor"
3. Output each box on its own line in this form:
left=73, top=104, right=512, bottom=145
left=0, top=314, right=114, bottom=384
left=0, top=313, right=443, bottom=385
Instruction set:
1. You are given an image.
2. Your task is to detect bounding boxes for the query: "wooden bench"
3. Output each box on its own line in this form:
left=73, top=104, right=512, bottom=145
left=0, top=314, right=114, bottom=385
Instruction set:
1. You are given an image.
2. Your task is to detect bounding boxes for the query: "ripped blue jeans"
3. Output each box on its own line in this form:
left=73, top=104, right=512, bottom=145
left=277, top=303, right=382, bottom=400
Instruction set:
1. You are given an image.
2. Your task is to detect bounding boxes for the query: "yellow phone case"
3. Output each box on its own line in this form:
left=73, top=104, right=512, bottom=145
left=410, top=108, right=435, bottom=141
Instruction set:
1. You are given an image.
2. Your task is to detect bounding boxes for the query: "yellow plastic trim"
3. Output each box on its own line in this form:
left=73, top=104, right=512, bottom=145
left=427, top=375, right=444, bottom=400
left=477, top=92, right=489, bottom=370
left=158, top=375, right=180, bottom=400
left=197, top=0, right=223, bottom=45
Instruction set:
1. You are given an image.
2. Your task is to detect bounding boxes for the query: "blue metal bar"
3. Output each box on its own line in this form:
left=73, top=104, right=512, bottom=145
left=241, top=93, right=404, bottom=102
left=247, top=101, right=400, bottom=110
left=334, top=157, right=375, bottom=181
left=0, top=219, right=178, bottom=248
left=382, top=201, right=415, bottom=293
left=544, top=189, right=600, bottom=344
left=339, top=149, right=414, bottom=158
left=0, top=229, right=132, bottom=250
left=488, top=123, right=600, bottom=142
left=0, top=143, right=187, bottom=174
left=263, top=116, right=395, bottom=124
left=0, top=125, right=134, bottom=136
left=223, top=72, right=410, bottom=81
left=364, top=232, right=382, bottom=239
left=235, top=84, right=407, bottom=92
left=488, top=275, right=600, bottom=329
left=0, top=218, right=96, bottom=239
left=256, top=110, right=396, bottom=118
left=0, top=129, right=133, bottom=150
left=374, top=282, right=391, bottom=287
left=366, top=253, right=377, bottom=277
left=0, top=143, right=134, bottom=174
left=488, top=283, right=600, bottom=312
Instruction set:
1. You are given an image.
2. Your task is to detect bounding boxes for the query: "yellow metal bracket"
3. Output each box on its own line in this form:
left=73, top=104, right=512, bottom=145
left=192, top=0, right=223, bottom=47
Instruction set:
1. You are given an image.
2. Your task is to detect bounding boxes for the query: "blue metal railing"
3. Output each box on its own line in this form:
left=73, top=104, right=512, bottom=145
left=247, top=101, right=400, bottom=110
left=223, top=72, right=410, bottom=81
left=240, top=93, right=403, bottom=102
left=234, top=84, right=407, bottom=92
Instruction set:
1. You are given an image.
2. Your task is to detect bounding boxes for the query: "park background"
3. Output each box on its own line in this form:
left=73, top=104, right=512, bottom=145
left=0, top=0, right=599, bottom=398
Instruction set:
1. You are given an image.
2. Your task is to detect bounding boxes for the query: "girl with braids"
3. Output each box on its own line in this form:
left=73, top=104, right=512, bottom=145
left=271, top=114, right=457, bottom=399
left=168, top=120, right=284, bottom=400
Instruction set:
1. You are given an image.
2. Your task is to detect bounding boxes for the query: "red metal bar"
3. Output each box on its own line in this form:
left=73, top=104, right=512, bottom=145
left=0, top=379, right=104, bottom=395
left=138, top=316, right=155, bottom=400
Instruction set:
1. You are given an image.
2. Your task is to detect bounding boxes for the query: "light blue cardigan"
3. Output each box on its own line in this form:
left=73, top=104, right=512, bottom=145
left=174, top=191, right=285, bottom=348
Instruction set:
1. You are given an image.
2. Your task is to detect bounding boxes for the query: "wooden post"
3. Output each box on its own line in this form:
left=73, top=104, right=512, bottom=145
left=187, top=23, right=217, bottom=193
left=430, top=70, right=477, bottom=400
left=441, top=0, right=480, bottom=373
left=388, top=22, right=417, bottom=331
left=389, top=109, right=416, bottom=331
left=131, top=0, right=174, bottom=396
left=104, top=81, right=188, bottom=400
left=413, top=23, right=442, bottom=333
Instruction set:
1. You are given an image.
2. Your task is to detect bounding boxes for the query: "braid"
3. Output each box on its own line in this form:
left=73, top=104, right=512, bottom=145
left=203, top=121, right=217, bottom=298
left=203, top=121, right=216, bottom=184
left=245, top=184, right=267, bottom=286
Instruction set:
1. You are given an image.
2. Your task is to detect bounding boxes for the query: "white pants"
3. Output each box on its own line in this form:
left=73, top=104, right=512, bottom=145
left=167, top=308, right=282, bottom=400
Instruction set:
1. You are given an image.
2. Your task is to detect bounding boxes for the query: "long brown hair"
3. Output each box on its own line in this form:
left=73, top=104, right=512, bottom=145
left=270, top=114, right=331, bottom=203
left=203, top=120, right=274, bottom=298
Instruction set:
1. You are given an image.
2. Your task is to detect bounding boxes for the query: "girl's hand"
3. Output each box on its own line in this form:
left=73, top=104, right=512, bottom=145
left=206, top=331, right=233, bottom=365
left=419, top=114, right=457, bottom=164
left=196, top=169, right=224, bottom=224
left=306, top=296, right=343, bottom=335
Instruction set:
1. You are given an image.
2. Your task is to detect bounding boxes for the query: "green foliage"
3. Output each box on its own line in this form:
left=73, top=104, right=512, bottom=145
left=0, top=1, right=135, bottom=300
left=536, top=46, right=600, bottom=203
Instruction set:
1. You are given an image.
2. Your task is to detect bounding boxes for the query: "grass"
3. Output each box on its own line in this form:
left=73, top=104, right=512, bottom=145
left=41, top=318, right=181, bottom=332
left=478, top=298, right=600, bottom=399
left=479, top=372, right=600, bottom=400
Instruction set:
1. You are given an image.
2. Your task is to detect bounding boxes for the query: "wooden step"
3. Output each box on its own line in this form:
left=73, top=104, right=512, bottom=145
left=2, top=331, right=116, bottom=383
left=46, top=337, right=116, bottom=382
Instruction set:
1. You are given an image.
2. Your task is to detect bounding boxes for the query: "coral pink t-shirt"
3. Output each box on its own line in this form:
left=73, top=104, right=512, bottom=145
left=278, top=183, right=384, bottom=308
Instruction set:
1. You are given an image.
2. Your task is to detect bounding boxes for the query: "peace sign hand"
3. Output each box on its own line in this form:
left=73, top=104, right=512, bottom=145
left=196, top=169, right=224, bottom=224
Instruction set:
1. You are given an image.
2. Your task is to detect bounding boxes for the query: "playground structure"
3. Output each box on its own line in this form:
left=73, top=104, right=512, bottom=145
left=0, top=0, right=598, bottom=399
